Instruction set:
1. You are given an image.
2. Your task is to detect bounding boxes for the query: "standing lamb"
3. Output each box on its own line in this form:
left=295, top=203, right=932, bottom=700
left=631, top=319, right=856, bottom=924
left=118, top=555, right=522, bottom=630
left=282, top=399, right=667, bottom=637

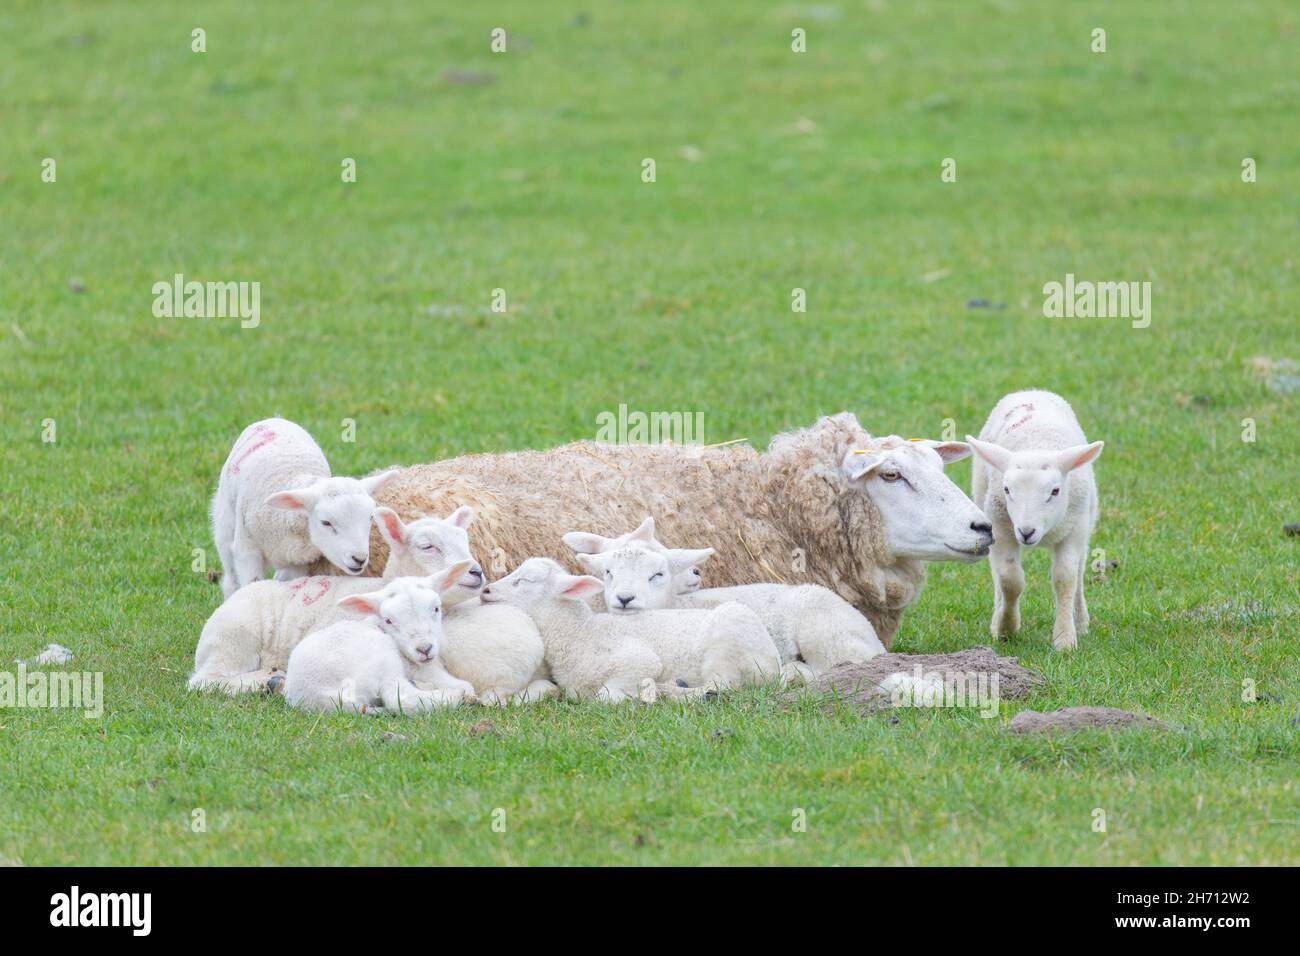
left=189, top=506, right=484, bottom=695
left=283, top=565, right=476, bottom=714
left=481, top=557, right=782, bottom=696
left=359, top=413, right=994, bottom=647
left=211, top=417, right=397, bottom=596
left=967, top=390, right=1104, bottom=651
left=573, top=533, right=885, bottom=678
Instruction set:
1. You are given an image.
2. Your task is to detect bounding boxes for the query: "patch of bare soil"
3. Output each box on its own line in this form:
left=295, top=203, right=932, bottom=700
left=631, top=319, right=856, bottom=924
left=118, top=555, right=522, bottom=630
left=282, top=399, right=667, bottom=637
left=798, top=645, right=1044, bottom=713
left=1008, top=706, right=1171, bottom=735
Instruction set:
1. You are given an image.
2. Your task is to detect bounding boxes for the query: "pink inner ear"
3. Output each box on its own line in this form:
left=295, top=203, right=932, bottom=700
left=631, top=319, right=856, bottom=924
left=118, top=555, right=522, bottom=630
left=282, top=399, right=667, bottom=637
left=379, top=511, right=404, bottom=544
left=270, top=493, right=305, bottom=510
left=563, top=579, right=598, bottom=597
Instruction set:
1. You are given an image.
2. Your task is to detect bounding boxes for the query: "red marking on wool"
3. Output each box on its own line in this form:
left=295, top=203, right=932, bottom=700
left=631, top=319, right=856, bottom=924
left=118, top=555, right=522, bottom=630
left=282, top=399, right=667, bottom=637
left=289, top=577, right=331, bottom=605
left=1003, top=402, right=1035, bottom=432
left=230, top=424, right=278, bottom=476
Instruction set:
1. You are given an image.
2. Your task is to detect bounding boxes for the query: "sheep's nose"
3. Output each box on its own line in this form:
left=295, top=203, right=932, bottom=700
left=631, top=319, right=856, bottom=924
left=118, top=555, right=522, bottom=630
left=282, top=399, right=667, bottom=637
left=616, top=594, right=635, bottom=608
left=468, top=566, right=483, bottom=580
left=349, top=553, right=367, bottom=566
left=971, top=520, right=993, bottom=536
left=415, top=643, right=433, bottom=657
left=1018, top=527, right=1036, bottom=543
left=480, top=586, right=492, bottom=596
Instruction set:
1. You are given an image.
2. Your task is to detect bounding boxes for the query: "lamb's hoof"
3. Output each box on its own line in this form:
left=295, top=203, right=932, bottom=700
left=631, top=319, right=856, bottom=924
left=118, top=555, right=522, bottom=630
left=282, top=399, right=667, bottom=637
left=1052, top=633, right=1078, bottom=652
left=265, top=675, right=285, bottom=695
left=637, top=678, right=658, bottom=704
left=703, top=689, right=719, bottom=702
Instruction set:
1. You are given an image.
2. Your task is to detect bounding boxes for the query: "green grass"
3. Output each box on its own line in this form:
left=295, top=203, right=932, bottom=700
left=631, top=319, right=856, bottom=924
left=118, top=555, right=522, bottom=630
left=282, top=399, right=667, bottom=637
left=1, top=0, right=1297, bottom=865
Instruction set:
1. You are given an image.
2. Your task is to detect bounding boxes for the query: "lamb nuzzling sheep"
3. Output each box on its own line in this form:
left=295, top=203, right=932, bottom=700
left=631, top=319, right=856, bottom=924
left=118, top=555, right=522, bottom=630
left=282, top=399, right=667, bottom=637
left=574, top=535, right=885, bottom=678
left=361, top=413, right=994, bottom=648
left=283, top=564, right=476, bottom=714
left=211, top=417, right=397, bottom=596
left=481, top=557, right=782, bottom=697
left=967, top=390, right=1104, bottom=652
left=189, top=507, right=483, bottom=696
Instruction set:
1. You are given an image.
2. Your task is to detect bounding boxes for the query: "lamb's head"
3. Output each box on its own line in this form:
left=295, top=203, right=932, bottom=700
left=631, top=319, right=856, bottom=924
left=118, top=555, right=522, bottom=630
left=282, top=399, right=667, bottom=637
left=479, top=557, right=603, bottom=612
left=266, top=469, right=399, bottom=574
left=373, top=505, right=484, bottom=602
left=336, top=560, right=472, bottom=665
left=562, top=516, right=711, bottom=596
left=838, top=435, right=993, bottom=563
left=576, top=545, right=714, bottom=613
left=966, top=436, right=1104, bottom=546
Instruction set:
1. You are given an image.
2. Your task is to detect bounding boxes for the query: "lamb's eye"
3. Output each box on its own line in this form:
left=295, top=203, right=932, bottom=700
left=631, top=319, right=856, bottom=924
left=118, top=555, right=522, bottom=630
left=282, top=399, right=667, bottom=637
left=384, top=618, right=392, bottom=625
left=879, top=470, right=901, bottom=482
left=650, top=572, right=663, bottom=581
left=419, top=541, right=439, bottom=552
left=1003, top=487, right=1010, bottom=496
left=320, top=520, right=333, bottom=528
left=1050, top=488, right=1060, bottom=497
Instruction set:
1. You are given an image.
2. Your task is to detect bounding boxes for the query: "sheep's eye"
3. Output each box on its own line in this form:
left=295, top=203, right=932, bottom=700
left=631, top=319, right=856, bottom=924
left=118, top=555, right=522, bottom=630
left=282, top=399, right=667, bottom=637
left=1050, top=488, right=1060, bottom=497
left=650, top=572, right=663, bottom=581
left=419, top=541, right=439, bottom=552
left=320, top=520, right=333, bottom=528
left=879, top=470, right=901, bottom=482
left=384, top=618, right=393, bottom=625
left=1003, top=487, right=1010, bottom=497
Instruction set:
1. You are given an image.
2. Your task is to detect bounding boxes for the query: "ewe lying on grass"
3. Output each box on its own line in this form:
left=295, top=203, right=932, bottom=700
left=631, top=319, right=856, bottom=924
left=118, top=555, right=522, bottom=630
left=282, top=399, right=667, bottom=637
left=575, top=532, right=885, bottom=679
left=190, top=507, right=483, bottom=695
left=481, top=557, right=782, bottom=699
left=211, top=417, right=397, bottom=595
left=283, top=565, right=476, bottom=714
left=967, top=390, right=1104, bottom=652
left=358, top=413, right=994, bottom=647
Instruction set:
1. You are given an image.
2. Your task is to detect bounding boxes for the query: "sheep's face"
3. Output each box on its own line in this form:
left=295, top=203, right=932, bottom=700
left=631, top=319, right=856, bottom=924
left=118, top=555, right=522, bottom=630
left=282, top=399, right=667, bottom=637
left=967, top=438, right=1104, bottom=547
left=578, top=545, right=713, bottom=613
left=337, top=562, right=472, bottom=665
left=480, top=558, right=603, bottom=612
left=379, top=505, right=484, bottom=599
left=267, top=470, right=398, bottom=574
left=562, top=516, right=709, bottom=597
left=841, top=438, right=993, bottom=563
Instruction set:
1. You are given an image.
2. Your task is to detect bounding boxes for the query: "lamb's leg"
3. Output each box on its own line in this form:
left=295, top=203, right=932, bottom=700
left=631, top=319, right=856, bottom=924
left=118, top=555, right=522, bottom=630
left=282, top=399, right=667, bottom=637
left=1074, top=560, right=1090, bottom=634
left=188, top=668, right=280, bottom=696
left=989, top=534, right=1023, bottom=638
left=510, top=679, right=559, bottom=704
left=381, top=678, right=462, bottom=713
left=411, top=662, right=477, bottom=703
left=1050, top=543, right=1084, bottom=652
left=780, top=661, right=817, bottom=687
left=231, top=529, right=267, bottom=591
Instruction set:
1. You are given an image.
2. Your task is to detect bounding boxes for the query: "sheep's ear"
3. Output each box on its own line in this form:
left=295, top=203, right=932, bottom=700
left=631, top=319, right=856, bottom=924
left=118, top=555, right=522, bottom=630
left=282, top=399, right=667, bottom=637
left=360, top=469, right=400, bottom=497
left=446, top=505, right=475, bottom=530
left=1056, top=440, right=1104, bottom=473
left=626, top=516, right=656, bottom=544
left=557, top=574, right=604, bottom=601
left=374, top=507, right=406, bottom=548
left=561, top=530, right=614, bottom=555
left=666, top=548, right=714, bottom=574
left=965, top=436, right=1013, bottom=473
left=841, top=448, right=885, bottom=482
left=430, top=560, right=473, bottom=594
left=918, top=439, right=972, bottom=464
left=266, top=485, right=320, bottom=511
left=575, top=552, right=606, bottom=574
left=338, top=592, right=382, bottom=617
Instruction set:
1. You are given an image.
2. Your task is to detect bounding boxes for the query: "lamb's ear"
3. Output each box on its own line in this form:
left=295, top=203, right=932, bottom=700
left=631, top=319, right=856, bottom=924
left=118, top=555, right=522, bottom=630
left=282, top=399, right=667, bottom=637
left=360, top=469, right=400, bottom=497
left=430, top=560, right=474, bottom=594
left=918, top=439, right=972, bottom=464
left=575, top=552, right=607, bottom=574
left=556, top=574, right=605, bottom=601
left=626, top=516, right=656, bottom=544
left=1057, top=440, right=1104, bottom=473
left=841, top=448, right=885, bottom=482
left=446, top=504, right=475, bottom=530
left=965, top=436, right=1013, bottom=474
left=266, top=484, right=321, bottom=511
left=666, top=548, right=714, bottom=575
left=374, top=507, right=407, bottom=548
left=561, top=530, right=615, bottom=555
left=337, top=592, right=382, bottom=617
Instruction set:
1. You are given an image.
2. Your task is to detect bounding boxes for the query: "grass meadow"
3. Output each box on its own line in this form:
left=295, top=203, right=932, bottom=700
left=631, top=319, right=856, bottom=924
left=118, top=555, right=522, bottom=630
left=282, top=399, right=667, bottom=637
left=0, top=1, right=1296, bottom=865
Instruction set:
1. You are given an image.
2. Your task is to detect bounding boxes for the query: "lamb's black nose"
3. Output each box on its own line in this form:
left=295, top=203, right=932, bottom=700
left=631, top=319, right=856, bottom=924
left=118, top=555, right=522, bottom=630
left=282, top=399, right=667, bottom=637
left=468, top=567, right=483, bottom=580
left=971, top=520, right=993, bottom=535
left=616, top=594, right=634, bottom=608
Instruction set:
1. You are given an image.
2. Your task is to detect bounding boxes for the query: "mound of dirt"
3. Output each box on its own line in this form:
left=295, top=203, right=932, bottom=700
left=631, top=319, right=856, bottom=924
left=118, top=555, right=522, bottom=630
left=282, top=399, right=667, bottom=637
left=799, top=645, right=1044, bottom=713
left=1008, top=706, right=1171, bottom=735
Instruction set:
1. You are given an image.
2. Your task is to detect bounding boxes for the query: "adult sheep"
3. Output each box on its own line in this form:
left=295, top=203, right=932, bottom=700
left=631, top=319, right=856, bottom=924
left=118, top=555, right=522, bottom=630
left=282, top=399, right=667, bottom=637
left=324, top=413, right=994, bottom=647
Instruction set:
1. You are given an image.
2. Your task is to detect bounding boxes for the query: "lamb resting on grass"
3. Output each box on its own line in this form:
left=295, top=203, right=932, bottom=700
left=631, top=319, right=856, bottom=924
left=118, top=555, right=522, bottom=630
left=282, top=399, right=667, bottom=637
left=283, top=564, right=476, bottom=714
left=211, top=417, right=397, bottom=596
left=967, top=390, right=1104, bottom=651
left=481, top=557, right=782, bottom=698
left=574, top=533, right=885, bottom=679
left=189, top=507, right=484, bottom=695
left=359, top=413, right=994, bottom=648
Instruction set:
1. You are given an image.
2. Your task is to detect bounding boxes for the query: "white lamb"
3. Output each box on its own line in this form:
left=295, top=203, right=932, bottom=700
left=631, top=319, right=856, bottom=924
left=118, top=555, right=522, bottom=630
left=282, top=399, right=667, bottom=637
left=189, top=506, right=484, bottom=695
left=211, top=417, right=398, bottom=596
left=568, top=519, right=886, bottom=678
left=576, top=544, right=883, bottom=684
left=967, top=389, right=1104, bottom=651
left=562, top=517, right=711, bottom=601
left=481, top=557, right=782, bottom=699
left=283, top=565, right=476, bottom=714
